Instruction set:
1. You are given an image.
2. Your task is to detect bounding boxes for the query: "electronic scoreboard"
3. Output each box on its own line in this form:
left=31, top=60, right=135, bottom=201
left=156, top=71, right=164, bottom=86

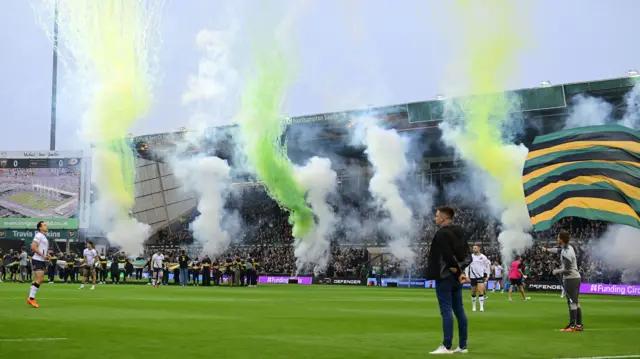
left=0, top=154, right=80, bottom=169
left=0, top=151, right=86, bottom=231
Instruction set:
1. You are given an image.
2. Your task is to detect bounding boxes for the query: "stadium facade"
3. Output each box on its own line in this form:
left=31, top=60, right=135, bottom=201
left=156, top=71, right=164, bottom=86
left=130, top=157, right=197, bottom=239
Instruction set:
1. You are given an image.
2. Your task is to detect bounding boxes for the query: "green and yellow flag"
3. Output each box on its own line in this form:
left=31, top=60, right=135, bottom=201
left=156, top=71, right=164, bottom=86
left=523, top=124, right=640, bottom=231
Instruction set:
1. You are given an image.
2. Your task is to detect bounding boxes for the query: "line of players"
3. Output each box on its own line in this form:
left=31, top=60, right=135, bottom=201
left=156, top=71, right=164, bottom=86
left=465, top=245, right=531, bottom=313
left=149, top=251, right=261, bottom=288
left=37, top=248, right=263, bottom=288
left=27, top=242, right=265, bottom=309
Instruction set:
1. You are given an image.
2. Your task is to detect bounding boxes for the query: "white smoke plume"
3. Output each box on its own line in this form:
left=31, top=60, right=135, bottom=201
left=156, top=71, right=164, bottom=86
left=181, top=17, right=241, bottom=141
left=172, top=156, right=233, bottom=256
left=564, top=94, right=613, bottom=129
left=589, top=225, right=640, bottom=281
left=182, top=28, right=238, bottom=106
left=104, top=215, right=150, bottom=257
left=294, top=157, right=338, bottom=275
left=353, top=117, right=416, bottom=265
left=443, top=167, right=489, bottom=210
left=495, top=198, right=534, bottom=264
left=92, top=150, right=150, bottom=256
left=621, top=85, right=640, bottom=130
left=168, top=19, right=243, bottom=257
left=564, top=84, right=640, bottom=130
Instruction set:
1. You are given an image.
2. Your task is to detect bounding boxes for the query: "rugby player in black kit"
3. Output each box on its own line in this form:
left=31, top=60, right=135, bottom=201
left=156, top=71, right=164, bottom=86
left=201, top=255, right=212, bottom=286
left=225, top=257, right=234, bottom=287
left=212, top=259, right=221, bottom=286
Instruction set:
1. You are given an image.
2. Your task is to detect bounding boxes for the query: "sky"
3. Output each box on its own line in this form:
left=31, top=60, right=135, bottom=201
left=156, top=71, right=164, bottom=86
left=1, top=0, right=639, bottom=152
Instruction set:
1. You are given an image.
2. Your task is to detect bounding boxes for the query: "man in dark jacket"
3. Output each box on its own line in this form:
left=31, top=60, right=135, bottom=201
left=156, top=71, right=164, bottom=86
left=426, top=206, right=471, bottom=354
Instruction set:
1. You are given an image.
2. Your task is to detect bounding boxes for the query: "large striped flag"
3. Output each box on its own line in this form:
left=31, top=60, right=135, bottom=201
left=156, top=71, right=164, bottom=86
left=523, top=124, right=640, bottom=231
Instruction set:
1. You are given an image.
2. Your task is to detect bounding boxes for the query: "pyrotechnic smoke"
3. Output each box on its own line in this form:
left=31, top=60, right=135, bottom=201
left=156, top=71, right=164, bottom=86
left=43, top=0, right=163, bottom=254
left=564, top=85, right=640, bottom=130
left=294, top=157, right=338, bottom=275
left=234, top=8, right=314, bottom=239
left=589, top=225, right=640, bottom=281
left=564, top=95, right=613, bottom=129
left=172, top=156, right=233, bottom=256
left=354, top=118, right=416, bottom=264
left=181, top=18, right=241, bottom=135
left=444, top=167, right=488, bottom=209
left=622, top=85, right=640, bottom=130
left=169, top=18, right=243, bottom=257
left=439, top=0, right=531, bottom=263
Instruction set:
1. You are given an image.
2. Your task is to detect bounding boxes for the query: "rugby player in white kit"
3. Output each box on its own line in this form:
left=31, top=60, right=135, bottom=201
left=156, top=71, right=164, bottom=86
left=151, top=251, right=164, bottom=288
left=492, top=261, right=504, bottom=293
left=465, top=244, right=491, bottom=312
left=80, top=241, right=98, bottom=290
left=27, top=221, right=50, bottom=308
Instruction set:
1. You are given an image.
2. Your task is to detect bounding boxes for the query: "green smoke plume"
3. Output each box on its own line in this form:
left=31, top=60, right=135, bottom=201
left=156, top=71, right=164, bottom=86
left=236, top=44, right=314, bottom=238
left=105, top=137, right=137, bottom=207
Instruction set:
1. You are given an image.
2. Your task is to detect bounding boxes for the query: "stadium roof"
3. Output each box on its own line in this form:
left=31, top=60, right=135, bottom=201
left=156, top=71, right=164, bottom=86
left=135, top=75, right=640, bottom=144
left=132, top=75, right=640, bottom=158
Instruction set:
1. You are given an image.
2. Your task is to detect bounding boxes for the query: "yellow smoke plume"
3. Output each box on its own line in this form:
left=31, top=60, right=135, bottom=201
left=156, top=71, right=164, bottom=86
left=53, top=0, right=162, bottom=212
left=448, top=0, right=525, bottom=206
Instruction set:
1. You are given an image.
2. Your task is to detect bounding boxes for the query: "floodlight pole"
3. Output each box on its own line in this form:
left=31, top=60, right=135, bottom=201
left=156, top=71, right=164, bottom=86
left=49, top=0, right=60, bottom=151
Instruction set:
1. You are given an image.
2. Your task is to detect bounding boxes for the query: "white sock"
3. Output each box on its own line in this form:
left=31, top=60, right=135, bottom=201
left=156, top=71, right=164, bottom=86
left=479, top=295, right=485, bottom=309
left=29, top=284, right=39, bottom=299
left=472, top=296, right=477, bottom=307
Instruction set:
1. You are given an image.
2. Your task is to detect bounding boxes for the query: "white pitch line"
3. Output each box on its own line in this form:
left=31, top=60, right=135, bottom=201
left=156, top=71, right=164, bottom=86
left=0, top=338, right=67, bottom=342
left=554, top=356, right=640, bottom=359
left=552, top=328, right=640, bottom=332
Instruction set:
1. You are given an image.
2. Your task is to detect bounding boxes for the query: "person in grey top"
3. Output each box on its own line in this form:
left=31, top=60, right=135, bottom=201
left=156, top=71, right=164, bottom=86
left=542, top=230, right=583, bottom=332
left=19, top=246, right=29, bottom=283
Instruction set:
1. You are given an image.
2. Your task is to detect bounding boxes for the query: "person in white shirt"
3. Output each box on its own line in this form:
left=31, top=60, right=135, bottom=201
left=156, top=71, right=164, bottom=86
left=492, top=261, right=504, bottom=293
left=465, top=245, right=491, bottom=312
left=27, top=221, right=50, bottom=308
left=151, top=252, right=165, bottom=288
left=80, top=241, right=98, bottom=290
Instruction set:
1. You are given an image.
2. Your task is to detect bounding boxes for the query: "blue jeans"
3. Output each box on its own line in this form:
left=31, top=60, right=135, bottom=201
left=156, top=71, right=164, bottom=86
left=179, top=268, right=188, bottom=285
left=435, top=276, right=468, bottom=349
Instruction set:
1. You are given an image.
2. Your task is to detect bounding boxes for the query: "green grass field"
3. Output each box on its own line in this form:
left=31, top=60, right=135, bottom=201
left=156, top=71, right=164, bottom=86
left=0, top=283, right=639, bottom=359
left=9, top=192, right=61, bottom=209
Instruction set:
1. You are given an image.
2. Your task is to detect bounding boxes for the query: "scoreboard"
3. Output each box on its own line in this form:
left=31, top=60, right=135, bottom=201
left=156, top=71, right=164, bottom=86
left=0, top=157, right=80, bottom=169
left=0, top=150, right=89, bottom=231
left=0, top=151, right=81, bottom=169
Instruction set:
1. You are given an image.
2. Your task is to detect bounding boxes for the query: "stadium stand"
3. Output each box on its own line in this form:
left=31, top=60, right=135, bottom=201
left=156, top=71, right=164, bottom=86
left=118, top=75, right=640, bottom=285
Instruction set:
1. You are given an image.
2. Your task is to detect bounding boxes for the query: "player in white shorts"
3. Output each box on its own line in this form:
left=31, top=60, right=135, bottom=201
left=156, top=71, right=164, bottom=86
left=80, top=241, right=98, bottom=290
left=151, top=251, right=164, bottom=288
left=492, top=261, right=504, bottom=292
left=466, top=244, right=491, bottom=312
left=27, top=221, right=50, bottom=308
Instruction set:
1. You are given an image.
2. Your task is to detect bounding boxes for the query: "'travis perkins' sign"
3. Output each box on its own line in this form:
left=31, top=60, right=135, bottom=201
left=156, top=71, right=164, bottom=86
left=0, top=229, right=78, bottom=240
